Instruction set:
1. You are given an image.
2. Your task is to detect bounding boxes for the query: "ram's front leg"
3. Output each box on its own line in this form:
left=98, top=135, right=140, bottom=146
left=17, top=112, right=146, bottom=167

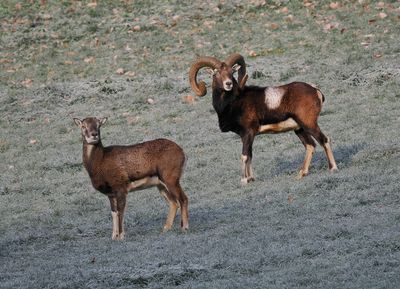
left=240, top=131, right=255, bottom=184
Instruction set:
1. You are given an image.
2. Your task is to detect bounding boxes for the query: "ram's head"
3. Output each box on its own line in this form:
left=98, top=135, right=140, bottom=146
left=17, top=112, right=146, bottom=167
left=189, top=53, right=248, bottom=96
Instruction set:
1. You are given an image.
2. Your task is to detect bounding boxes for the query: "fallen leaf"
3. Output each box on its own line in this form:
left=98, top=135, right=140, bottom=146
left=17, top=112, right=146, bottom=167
left=0, top=59, right=12, bottom=64
left=64, top=60, right=73, bottom=65
left=22, top=79, right=33, bottom=87
left=269, top=23, right=279, bottom=30
left=116, top=68, right=124, bottom=75
left=378, top=12, right=387, bottom=19
left=373, top=53, right=383, bottom=58
left=132, top=25, right=141, bottom=31
left=42, top=14, right=52, bottom=20
left=323, top=22, right=339, bottom=31
left=126, top=116, right=139, bottom=125
left=248, top=50, right=257, bottom=57
left=285, top=14, right=294, bottom=22
left=84, top=57, right=95, bottom=63
left=203, top=20, right=216, bottom=30
left=87, top=2, right=97, bottom=8
left=182, top=95, right=195, bottom=104
left=124, top=71, right=135, bottom=77
left=329, top=2, right=340, bottom=9
left=280, top=7, right=289, bottom=14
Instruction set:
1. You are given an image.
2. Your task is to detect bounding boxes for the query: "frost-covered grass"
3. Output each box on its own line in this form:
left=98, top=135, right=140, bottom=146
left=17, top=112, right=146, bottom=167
left=1, top=1, right=400, bottom=288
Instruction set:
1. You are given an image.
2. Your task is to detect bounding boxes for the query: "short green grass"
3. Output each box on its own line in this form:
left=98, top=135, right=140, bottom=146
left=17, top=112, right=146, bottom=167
left=1, top=1, right=400, bottom=288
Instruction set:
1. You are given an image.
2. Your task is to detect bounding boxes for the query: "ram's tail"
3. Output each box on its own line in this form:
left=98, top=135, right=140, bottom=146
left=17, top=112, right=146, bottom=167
left=317, top=89, right=325, bottom=103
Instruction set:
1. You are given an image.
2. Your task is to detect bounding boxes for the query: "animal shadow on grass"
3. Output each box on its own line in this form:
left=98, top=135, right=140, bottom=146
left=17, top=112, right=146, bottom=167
left=274, top=142, right=366, bottom=176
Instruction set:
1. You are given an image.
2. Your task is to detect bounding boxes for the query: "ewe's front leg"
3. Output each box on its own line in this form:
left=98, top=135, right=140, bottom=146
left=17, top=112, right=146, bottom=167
left=108, top=196, right=120, bottom=240
left=116, top=192, right=127, bottom=240
left=108, top=192, right=127, bottom=241
left=240, top=132, right=255, bottom=184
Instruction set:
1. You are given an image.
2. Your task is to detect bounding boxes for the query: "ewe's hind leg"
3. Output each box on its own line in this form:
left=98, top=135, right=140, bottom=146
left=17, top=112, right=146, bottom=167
left=306, top=125, right=338, bottom=171
left=159, top=181, right=189, bottom=231
left=158, top=184, right=179, bottom=232
left=175, top=183, right=189, bottom=231
left=295, top=129, right=316, bottom=179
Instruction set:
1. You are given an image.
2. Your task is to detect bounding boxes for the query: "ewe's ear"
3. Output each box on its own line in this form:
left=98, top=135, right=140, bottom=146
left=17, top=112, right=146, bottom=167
left=97, top=117, right=107, bottom=126
left=232, top=64, right=241, bottom=73
left=73, top=118, right=82, bottom=127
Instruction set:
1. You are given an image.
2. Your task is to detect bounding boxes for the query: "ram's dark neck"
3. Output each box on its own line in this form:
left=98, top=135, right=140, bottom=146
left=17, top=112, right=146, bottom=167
left=211, top=86, right=243, bottom=133
left=212, top=85, right=241, bottom=114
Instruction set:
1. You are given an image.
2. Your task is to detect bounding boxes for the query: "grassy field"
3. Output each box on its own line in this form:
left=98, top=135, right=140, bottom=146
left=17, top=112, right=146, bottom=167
left=1, top=0, right=400, bottom=288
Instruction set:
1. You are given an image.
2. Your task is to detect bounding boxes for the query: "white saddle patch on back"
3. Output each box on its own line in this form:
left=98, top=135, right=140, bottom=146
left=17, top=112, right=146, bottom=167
left=264, top=87, right=284, bottom=109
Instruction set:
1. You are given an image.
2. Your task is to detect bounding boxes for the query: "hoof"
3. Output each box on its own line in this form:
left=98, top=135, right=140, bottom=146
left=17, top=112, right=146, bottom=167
left=112, top=233, right=124, bottom=241
left=296, top=170, right=308, bottom=180
left=330, top=166, right=338, bottom=172
left=162, top=226, right=172, bottom=233
left=240, top=177, right=255, bottom=185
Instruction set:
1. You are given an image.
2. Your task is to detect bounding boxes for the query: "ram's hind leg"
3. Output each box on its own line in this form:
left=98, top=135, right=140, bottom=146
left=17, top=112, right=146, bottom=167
left=295, top=129, right=316, bottom=179
left=306, top=124, right=338, bottom=172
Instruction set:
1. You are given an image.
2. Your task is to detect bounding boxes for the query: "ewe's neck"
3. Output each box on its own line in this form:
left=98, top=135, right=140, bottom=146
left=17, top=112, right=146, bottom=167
left=83, top=142, right=104, bottom=169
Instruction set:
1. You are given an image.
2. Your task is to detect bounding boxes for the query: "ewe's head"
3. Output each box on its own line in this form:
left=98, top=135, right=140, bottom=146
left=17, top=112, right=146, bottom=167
left=74, top=117, right=107, bottom=144
left=189, top=53, right=247, bottom=96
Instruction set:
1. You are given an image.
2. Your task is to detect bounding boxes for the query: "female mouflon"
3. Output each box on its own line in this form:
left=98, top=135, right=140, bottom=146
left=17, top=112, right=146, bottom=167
left=74, top=117, right=189, bottom=240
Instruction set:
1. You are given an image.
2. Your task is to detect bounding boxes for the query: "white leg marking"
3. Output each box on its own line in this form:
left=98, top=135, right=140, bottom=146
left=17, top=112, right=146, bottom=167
left=297, top=144, right=315, bottom=179
left=324, top=139, right=338, bottom=171
left=241, top=154, right=248, bottom=184
left=111, top=211, right=119, bottom=240
left=240, top=154, right=255, bottom=184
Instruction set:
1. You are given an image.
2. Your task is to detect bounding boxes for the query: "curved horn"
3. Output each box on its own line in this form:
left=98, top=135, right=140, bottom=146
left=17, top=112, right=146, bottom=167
left=189, top=56, right=222, bottom=96
left=225, top=53, right=247, bottom=89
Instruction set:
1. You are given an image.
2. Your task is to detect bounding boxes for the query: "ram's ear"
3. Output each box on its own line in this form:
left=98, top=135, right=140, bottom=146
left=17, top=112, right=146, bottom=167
left=232, top=64, right=241, bottom=73
left=97, top=117, right=107, bottom=126
left=73, top=118, right=82, bottom=127
left=206, top=68, right=218, bottom=76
